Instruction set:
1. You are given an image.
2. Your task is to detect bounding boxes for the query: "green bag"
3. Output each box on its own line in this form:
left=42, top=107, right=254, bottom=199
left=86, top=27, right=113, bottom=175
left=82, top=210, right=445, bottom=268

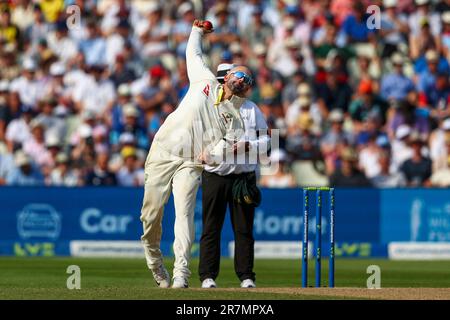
left=232, top=172, right=261, bottom=207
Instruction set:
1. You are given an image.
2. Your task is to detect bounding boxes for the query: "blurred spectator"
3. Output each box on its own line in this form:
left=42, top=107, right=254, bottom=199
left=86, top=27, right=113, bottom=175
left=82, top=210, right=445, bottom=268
left=380, top=53, right=415, bottom=101
left=371, top=150, right=407, bottom=187
left=259, top=149, right=296, bottom=187
left=399, top=133, right=432, bottom=186
left=6, top=150, right=44, bottom=186
left=330, top=147, right=372, bottom=187
left=85, top=151, right=117, bottom=186
left=380, top=0, right=409, bottom=58
left=0, top=7, right=21, bottom=49
left=116, top=146, right=144, bottom=186
left=48, top=152, right=80, bottom=187
left=430, top=134, right=450, bottom=186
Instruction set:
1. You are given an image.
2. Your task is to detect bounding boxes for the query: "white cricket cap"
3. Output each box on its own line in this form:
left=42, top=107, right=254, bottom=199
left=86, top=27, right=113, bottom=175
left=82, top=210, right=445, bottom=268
left=391, top=52, right=404, bottom=65
left=396, top=124, right=411, bottom=140
left=147, top=1, right=162, bottom=13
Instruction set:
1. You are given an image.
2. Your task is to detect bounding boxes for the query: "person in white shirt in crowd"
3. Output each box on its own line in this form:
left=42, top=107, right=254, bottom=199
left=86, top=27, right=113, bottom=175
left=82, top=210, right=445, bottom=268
left=5, top=104, right=33, bottom=152
left=22, top=119, right=53, bottom=169
left=48, top=152, right=80, bottom=187
left=9, top=58, right=41, bottom=108
left=408, top=0, right=441, bottom=38
left=199, top=62, right=269, bottom=290
left=46, top=20, right=78, bottom=64
left=136, top=2, right=172, bottom=59
left=116, top=146, right=144, bottom=187
left=391, top=124, right=414, bottom=172
left=72, top=64, right=116, bottom=117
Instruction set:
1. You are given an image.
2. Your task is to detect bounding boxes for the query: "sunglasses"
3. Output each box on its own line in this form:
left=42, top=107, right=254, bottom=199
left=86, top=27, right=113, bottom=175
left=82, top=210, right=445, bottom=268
left=230, top=71, right=253, bottom=86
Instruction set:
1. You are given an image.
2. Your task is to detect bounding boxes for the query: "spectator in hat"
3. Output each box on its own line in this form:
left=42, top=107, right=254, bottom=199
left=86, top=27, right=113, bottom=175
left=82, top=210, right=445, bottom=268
left=110, top=103, right=148, bottom=151
left=6, top=150, right=44, bottom=186
left=111, top=83, right=133, bottom=131
left=371, top=150, right=407, bottom=187
left=241, top=6, right=273, bottom=50
left=207, top=3, right=239, bottom=65
left=172, top=2, right=196, bottom=56
left=116, top=146, right=144, bottom=186
left=416, top=50, right=448, bottom=107
left=286, top=111, right=322, bottom=161
left=380, top=0, right=409, bottom=58
left=47, top=152, right=80, bottom=186
left=9, top=58, right=41, bottom=107
left=399, top=132, right=432, bottom=186
left=22, top=118, right=53, bottom=168
left=104, top=19, right=130, bottom=67
left=381, top=53, right=415, bottom=101
left=320, top=109, right=355, bottom=174
left=330, top=147, right=372, bottom=187
left=137, top=2, right=171, bottom=59
left=85, top=150, right=117, bottom=186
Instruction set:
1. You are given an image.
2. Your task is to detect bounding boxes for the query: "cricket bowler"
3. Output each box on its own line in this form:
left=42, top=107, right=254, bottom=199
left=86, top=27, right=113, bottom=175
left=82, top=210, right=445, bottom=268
left=140, top=19, right=255, bottom=288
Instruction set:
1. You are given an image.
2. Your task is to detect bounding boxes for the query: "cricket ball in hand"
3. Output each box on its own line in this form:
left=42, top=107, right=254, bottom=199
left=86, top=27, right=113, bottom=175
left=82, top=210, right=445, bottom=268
left=202, top=20, right=213, bottom=31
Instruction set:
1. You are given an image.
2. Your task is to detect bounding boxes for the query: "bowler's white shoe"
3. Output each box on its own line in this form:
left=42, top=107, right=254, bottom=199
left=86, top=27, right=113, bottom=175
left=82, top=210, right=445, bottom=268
left=172, top=277, right=189, bottom=288
left=152, top=265, right=170, bottom=288
left=240, top=279, right=256, bottom=288
left=201, top=278, right=217, bottom=288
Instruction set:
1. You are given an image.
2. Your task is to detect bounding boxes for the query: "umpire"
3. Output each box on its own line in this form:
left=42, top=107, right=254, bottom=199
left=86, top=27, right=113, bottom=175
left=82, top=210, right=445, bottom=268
left=199, top=64, right=270, bottom=289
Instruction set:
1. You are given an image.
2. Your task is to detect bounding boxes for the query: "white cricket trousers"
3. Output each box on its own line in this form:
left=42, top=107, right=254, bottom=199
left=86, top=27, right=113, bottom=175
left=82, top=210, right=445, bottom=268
left=140, top=141, right=202, bottom=279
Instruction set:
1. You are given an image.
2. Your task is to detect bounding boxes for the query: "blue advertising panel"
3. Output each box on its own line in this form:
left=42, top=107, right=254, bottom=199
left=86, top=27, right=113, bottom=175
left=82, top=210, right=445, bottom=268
left=0, top=187, right=448, bottom=258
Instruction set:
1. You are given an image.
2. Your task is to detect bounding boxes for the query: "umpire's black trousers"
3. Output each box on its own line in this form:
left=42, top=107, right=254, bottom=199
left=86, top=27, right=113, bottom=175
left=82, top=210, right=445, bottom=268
left=199, top=171, right=256, bottom=282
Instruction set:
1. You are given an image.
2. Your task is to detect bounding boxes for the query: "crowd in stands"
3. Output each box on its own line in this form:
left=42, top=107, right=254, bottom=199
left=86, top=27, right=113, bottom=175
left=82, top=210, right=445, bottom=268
left=0, top=0, right=449, bottom=188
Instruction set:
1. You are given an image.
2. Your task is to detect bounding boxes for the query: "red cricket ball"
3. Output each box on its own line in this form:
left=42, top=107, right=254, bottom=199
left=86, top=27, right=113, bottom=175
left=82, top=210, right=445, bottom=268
left=202, top=20, right=213, bottom=31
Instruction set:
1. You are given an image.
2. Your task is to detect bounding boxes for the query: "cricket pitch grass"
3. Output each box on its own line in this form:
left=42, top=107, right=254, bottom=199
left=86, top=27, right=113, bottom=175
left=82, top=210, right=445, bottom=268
left=1, top=258, right=449, bottom=300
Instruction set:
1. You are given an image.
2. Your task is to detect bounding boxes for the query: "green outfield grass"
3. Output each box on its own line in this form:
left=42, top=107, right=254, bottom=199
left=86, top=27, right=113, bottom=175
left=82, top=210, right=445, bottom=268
left=0, top=258, right=449, bottom=299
